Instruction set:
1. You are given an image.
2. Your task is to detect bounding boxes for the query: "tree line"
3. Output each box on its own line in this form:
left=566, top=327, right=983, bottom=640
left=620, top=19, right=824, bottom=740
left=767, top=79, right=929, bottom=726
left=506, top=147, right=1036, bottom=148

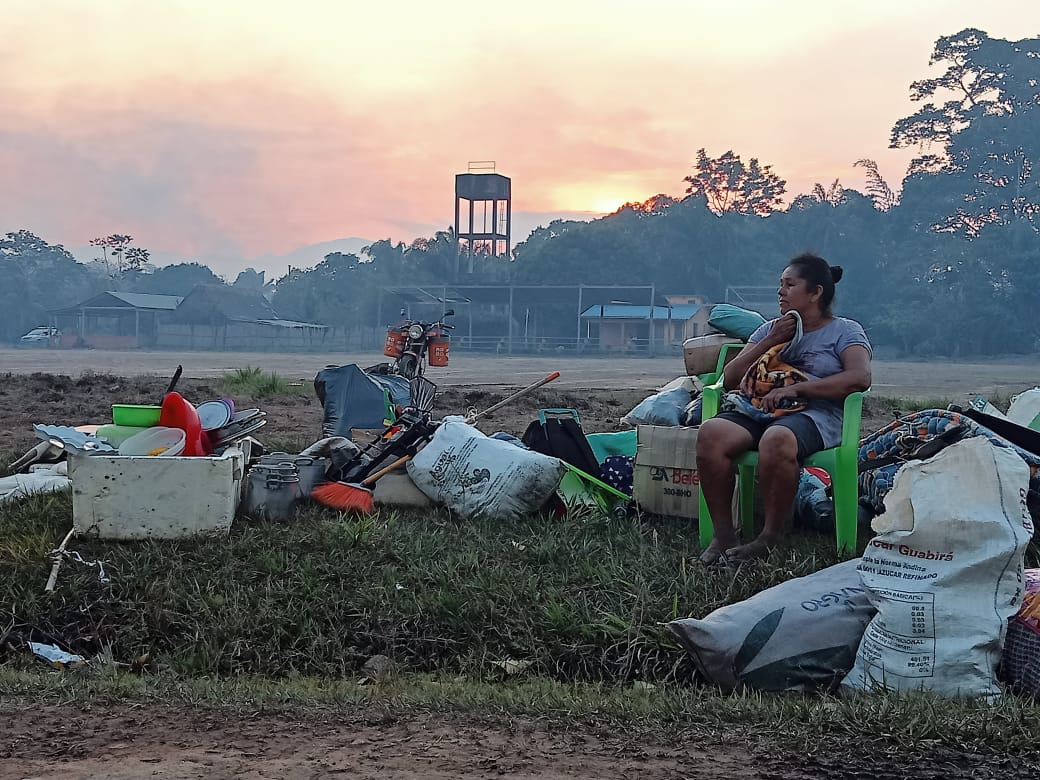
left=3, top=29, right=1037, bottom=357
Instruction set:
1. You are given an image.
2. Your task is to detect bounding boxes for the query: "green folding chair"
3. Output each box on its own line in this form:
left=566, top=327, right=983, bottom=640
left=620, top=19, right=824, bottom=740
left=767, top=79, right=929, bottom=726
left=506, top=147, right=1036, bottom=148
left=697, top=382, right=865, bottom=555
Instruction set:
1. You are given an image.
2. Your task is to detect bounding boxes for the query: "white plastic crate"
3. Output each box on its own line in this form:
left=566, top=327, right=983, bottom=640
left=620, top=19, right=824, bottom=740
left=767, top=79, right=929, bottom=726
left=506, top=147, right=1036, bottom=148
left=69, top=446, right=246, bottom=540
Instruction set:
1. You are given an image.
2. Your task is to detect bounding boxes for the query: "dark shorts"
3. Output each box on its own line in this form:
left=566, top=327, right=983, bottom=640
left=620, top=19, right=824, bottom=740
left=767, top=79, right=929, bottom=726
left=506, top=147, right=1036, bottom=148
left=714, top=411, right=825, bottom=463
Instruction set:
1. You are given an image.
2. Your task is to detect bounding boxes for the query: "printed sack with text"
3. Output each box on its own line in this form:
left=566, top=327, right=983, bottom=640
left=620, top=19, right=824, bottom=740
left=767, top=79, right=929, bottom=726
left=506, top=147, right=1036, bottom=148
left=407, top=416, right=566, bottom=520
left=669, top=559, right=874, bottom=692
left=843, top=437, right=1034, bottom=698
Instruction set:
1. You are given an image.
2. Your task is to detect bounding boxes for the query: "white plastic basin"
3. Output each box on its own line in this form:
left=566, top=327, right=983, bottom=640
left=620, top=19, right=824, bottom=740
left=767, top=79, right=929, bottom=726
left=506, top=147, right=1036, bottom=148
left=118, top=426, right=186, bottom=457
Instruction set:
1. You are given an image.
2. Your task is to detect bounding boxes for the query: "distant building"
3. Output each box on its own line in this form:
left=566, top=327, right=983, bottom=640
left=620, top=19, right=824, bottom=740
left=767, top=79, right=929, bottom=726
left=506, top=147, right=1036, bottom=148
left=51, top=291, right=183, bottom=348
left=157, top=284, right=329, bottom=351
left=579, top=301, right=711, bottom=352
left=51, top=285, right=328, bottom=351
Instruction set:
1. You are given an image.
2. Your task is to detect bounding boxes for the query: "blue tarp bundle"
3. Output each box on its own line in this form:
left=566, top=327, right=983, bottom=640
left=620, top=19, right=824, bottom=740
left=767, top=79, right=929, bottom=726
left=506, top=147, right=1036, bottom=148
left=313, top=364, right=411, bottom=438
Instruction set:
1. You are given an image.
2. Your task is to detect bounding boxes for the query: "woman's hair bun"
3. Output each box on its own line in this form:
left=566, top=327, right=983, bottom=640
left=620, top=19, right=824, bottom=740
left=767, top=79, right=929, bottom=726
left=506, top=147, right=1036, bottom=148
left=829, top=265, right=844, bottom=284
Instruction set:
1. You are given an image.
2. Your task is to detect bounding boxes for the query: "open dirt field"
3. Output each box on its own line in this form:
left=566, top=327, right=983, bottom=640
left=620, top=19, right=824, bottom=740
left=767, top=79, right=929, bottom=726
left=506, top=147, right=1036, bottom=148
left=2, top=348, right=1036, bottom=457
left=2, top=347, right=1039, bottom=400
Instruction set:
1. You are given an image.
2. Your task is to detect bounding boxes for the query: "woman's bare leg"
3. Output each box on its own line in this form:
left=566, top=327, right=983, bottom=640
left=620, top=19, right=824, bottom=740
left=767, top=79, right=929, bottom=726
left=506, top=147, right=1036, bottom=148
left=695, top=417, right=754, bottom=564
left=726, top=425, right=799, bottom=561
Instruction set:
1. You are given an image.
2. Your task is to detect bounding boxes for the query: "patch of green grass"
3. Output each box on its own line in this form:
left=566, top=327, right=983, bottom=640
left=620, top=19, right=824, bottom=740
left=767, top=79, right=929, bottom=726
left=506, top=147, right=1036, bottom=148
left=220, top=366, right=294, bottom=399
left=3, top=491, right=1037, bottom=685
left=3, top=449, right=1040, bottom=761
left=1, top=489, right=852, bottom=683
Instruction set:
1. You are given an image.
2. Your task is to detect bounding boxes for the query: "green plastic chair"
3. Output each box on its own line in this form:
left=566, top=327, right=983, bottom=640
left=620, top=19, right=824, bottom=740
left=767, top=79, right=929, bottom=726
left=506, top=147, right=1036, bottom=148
left=696, top=342, right=744, bottom=386
left=696, top=382, right=865, bottom=555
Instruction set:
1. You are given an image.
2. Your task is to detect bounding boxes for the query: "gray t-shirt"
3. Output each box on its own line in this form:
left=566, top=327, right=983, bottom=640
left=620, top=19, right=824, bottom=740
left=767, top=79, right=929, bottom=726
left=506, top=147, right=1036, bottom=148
left=748, top=316, right=871, bottom=448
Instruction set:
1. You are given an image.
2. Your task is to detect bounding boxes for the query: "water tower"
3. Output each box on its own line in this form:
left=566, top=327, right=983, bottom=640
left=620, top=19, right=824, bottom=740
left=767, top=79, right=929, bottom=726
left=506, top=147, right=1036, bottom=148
left=455, top=161, right=511, bottom=270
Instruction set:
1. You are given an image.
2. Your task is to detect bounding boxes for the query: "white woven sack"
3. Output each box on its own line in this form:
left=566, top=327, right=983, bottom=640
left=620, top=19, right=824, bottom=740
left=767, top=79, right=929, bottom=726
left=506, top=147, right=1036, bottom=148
left=843, top=437, right=1034, bottom=697
left=407, top=416, right=566, bottom=520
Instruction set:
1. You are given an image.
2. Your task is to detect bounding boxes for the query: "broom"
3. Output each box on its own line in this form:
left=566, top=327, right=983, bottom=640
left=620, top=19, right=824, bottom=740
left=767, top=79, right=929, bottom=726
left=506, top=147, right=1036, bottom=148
left=311, top=454, right=411, bottom=514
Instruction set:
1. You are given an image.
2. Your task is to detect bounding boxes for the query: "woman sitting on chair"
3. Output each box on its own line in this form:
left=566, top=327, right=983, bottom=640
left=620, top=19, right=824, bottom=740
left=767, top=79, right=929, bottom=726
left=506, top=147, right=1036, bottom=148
left=696, top=253, right=871, bottom=564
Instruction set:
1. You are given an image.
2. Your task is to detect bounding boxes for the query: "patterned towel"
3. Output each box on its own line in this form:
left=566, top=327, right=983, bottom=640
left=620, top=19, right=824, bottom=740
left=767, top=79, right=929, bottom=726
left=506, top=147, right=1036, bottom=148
left=723, top=311, right=808, bottom=421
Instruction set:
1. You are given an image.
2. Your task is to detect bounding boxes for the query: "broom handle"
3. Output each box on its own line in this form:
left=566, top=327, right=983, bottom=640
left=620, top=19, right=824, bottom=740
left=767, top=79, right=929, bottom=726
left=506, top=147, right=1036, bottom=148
left=360, top=455, right=412, bottom=486
left=466, top=371, right=561, bottom=424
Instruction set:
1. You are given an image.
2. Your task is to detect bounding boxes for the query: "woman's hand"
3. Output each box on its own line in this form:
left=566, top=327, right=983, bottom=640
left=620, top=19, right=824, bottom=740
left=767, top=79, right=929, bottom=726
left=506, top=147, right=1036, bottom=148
left=760, top=385, right=801, bottom=413
left=763, top=313, right=797, bottom=347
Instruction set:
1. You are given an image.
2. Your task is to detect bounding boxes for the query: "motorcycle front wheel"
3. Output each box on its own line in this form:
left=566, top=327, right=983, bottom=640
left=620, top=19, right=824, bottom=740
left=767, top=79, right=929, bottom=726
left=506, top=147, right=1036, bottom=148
left=364, top=361, right=395, bottom=375
left=396, top=354, right=420, bottom=379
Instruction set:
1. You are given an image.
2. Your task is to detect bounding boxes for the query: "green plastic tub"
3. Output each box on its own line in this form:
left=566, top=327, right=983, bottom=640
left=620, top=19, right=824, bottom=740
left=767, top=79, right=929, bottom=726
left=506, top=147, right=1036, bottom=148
left=111, top=404, right=162, bottom=427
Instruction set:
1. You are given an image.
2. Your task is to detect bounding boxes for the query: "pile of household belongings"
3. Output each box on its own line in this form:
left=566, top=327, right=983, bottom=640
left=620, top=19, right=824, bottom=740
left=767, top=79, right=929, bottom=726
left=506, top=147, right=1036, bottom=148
left=3, top=373, right=272, bottom=511
left=669, top=391, right=1040, bottom=698
left=303, top=408, right=634, bottom=521
left=303, top=367, right=633, bottom=521
left=857, top=392, right=1040, bottom=524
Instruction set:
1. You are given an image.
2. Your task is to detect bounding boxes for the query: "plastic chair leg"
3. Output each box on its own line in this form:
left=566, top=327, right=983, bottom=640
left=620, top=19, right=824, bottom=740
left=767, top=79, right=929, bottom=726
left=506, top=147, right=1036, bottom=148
left=698, top=491, right=713, bottom=549
left=738, top=463, right=756, bottom=540
left=830, top=462, right=859, bottom=555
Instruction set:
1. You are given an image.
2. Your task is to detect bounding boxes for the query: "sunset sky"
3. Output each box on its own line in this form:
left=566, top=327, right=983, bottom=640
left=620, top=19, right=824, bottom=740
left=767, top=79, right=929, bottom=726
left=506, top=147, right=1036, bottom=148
left=3, top=1, right=1039, bottom=276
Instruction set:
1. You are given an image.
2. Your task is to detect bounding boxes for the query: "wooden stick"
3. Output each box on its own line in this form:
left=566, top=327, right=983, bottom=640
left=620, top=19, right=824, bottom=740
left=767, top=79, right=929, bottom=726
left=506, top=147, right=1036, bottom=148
left=466, top=371, right=561, bottom=424
left=45, top=527, right=75, bottom=593
left=360, top=455, right=411, bottom=486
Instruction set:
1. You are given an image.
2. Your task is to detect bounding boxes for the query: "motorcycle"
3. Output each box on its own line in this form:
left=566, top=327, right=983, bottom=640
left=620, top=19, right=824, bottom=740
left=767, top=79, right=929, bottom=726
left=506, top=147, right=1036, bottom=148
left=375, top=309, right=455, bottom=380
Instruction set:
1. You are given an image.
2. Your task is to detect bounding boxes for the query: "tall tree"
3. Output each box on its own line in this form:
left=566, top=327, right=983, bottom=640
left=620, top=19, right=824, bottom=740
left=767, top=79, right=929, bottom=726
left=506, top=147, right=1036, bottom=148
left=682, top=149, right=787, bottom=216
left=853, top=159, right=898, bottom=211
left=0, top=230, right=103, bottom=340
left=89, top=233, right=148, bottom=278
left=891, top=28, right=1040, bottom=235
left=131, top=262, right=225, bottom=296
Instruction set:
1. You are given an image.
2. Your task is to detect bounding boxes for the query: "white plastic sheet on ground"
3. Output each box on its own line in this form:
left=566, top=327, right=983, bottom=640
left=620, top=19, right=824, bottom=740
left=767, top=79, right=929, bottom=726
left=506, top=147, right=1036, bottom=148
left=843, top=437, right=1034, bottom=698
left=0, top=461, right=69, bottom=507
left=408, top=416, right=566, bottom=520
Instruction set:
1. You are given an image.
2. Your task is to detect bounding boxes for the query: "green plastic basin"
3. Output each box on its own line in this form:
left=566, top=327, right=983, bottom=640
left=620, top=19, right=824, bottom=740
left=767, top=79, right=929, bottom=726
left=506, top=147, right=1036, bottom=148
left=112, top=404, right=162, bottom=427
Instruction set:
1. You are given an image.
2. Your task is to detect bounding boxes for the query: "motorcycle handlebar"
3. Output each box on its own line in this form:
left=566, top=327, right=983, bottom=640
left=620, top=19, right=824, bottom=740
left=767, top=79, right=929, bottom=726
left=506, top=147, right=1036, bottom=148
left=395, top=319, right=455, bottom=329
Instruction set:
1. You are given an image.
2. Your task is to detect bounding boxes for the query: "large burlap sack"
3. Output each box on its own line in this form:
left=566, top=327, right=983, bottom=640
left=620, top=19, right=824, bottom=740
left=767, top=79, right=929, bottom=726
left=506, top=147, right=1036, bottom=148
left=843, top=437, right=1034, bottom=697
left=668, top=559, right=874, bottom=692
left=407, top=416, right=566, bottom=520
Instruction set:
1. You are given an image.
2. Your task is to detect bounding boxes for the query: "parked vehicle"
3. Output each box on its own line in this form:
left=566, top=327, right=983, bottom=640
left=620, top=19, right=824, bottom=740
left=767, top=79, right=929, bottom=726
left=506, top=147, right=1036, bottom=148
left=374, top=310, right=454, bottom=379
left=18, top=327, right=61, bottom=347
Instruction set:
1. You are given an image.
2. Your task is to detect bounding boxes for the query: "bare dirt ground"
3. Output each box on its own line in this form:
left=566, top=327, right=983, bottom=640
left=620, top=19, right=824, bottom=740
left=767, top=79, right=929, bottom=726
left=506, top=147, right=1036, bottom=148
left=2, top=346, right=1039, bottom=399
left=0, top=701, right=1028, bottom=780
